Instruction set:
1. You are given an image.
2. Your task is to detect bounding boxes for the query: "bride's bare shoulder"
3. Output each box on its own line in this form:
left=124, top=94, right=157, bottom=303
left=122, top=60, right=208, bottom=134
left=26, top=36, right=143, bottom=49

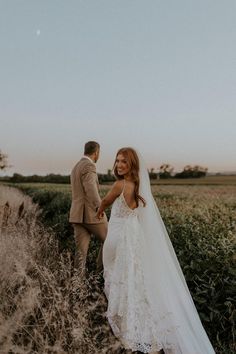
left=112, top=179, right=124, bottom=193
left=104, top=180, right=124, bottom=201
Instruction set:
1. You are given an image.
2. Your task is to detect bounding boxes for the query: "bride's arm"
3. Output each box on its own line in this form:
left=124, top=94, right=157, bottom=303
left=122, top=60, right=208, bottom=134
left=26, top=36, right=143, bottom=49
left=96, top=180, right=123, bottom=219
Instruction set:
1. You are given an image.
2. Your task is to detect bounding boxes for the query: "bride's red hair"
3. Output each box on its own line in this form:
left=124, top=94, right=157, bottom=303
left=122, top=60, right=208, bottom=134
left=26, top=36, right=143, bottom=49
left=113, top=147, right=146, bottom=207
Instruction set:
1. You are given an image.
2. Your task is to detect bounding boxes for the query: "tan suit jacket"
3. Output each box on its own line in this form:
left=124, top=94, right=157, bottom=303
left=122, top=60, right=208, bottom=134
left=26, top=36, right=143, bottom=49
left=69, top=157, right=107, bottom=224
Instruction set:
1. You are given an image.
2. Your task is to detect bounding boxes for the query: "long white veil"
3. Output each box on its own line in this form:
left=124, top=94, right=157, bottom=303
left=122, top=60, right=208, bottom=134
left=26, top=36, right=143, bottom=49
left=136, top=150, right=215, bottom=354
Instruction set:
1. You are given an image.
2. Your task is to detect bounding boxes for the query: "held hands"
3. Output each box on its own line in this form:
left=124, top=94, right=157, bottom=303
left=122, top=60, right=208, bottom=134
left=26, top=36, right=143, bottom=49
left=96, top=206, right=104, bottom=220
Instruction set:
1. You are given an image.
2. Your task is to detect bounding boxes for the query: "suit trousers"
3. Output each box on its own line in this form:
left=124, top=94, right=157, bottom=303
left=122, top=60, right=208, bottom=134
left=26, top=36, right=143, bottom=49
left=73, top=222, right=108, bottom=272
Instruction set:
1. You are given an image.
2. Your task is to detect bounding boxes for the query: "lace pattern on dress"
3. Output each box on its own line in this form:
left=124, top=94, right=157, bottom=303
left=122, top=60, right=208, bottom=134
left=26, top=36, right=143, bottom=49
left=104, top=195, right=181, bottom=353
left=110, top=192, right=138, bottom=219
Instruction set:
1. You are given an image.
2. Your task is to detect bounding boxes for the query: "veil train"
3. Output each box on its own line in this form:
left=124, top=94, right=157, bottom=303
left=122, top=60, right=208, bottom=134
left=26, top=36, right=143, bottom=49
left=136, top=150, right=215, bottom=354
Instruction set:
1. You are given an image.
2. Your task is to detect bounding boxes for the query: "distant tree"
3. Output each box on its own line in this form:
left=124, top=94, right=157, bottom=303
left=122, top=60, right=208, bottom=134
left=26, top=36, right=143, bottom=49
left=174, top=165, right=208, bottom=178
left=0, top=150, right=9, bottom=170
left=159, top=164, right=174, bottom=179
left=148, top=167, right=158, bottom=180
left=11, top=173, right=25, bottom=183
left=98, top=172, right=116, bottom=184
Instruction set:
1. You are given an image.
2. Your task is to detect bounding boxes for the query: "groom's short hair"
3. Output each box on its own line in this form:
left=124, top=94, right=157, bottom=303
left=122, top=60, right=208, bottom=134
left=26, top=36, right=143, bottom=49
left=84, top=141, right=100, bottom=155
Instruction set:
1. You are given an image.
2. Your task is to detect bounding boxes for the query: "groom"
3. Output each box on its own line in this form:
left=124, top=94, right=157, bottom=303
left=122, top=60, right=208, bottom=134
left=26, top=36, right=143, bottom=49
left=69, top=141, right=107, bottom=272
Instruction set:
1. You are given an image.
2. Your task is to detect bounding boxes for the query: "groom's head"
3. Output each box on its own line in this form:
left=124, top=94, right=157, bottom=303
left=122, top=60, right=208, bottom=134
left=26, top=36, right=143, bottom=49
left=84, top=141, right=100, bottom=163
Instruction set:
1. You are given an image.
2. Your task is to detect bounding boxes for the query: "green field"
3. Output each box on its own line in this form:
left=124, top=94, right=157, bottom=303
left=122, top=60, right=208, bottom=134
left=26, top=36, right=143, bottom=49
left=1, top=181, right=235, bottom=353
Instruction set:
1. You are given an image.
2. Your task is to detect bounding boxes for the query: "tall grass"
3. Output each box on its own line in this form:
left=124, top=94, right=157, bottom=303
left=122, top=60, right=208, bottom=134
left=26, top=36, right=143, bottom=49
left=154, top=185, right=236, bottom=353
left=0, top=184, right=235, bottom=353
left=0, top=186, right=124, bottom=353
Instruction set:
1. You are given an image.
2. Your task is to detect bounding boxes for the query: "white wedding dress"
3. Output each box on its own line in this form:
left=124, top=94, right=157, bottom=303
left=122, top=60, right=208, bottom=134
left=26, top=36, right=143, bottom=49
left=103, top=153, right=216, bottom=354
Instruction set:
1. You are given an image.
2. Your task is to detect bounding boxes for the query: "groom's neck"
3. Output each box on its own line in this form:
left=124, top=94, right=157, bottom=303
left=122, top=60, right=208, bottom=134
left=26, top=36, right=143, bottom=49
left=85, top=154, right=96, bottom=163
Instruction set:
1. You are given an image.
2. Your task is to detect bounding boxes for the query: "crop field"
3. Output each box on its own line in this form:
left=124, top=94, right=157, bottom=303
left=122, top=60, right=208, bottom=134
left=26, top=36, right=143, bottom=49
left=151, top=175, right=236, bottom=185
left=0, top=181, right=235, bottom=353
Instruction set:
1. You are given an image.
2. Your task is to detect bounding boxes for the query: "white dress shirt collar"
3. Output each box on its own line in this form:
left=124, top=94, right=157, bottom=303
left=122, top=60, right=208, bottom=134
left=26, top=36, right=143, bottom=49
left=83, top=155, right=95, bottom=164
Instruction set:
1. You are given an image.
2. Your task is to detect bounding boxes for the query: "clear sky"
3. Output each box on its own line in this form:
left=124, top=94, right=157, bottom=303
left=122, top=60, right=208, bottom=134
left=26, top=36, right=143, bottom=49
left=1, top=0, right=235, bottom=175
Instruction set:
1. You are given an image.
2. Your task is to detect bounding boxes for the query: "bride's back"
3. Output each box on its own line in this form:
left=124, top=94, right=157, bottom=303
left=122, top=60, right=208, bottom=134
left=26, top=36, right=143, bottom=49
left=122, top=180, right=137, bottom=210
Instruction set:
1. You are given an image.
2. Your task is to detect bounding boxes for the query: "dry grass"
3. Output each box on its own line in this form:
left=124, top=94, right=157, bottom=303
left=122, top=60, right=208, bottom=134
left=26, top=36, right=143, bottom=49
left=0, top=186, right=125, bottom=354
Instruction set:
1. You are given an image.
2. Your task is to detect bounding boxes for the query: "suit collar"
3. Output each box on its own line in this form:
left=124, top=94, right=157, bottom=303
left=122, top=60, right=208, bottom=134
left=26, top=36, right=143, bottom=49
left=82, top=155, right=95, bottom=164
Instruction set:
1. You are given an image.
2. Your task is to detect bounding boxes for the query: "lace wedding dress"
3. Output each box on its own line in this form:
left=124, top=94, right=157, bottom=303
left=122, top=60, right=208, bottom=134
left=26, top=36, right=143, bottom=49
left=103, top=153, right=216, bottom=354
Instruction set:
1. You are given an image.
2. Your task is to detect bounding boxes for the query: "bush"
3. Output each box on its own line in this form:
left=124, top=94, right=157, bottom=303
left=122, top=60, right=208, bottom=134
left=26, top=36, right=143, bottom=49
left=16, top=186, right=74, bottom=252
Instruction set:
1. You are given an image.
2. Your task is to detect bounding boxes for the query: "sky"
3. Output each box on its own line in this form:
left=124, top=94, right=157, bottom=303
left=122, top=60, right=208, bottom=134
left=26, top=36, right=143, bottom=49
left=0, top=0, right=236, bottom=175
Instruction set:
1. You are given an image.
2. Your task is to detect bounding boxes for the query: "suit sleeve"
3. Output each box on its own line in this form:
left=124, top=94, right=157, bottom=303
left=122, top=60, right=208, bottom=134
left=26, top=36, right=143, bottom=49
left=81, top=164, right=101, bottom=210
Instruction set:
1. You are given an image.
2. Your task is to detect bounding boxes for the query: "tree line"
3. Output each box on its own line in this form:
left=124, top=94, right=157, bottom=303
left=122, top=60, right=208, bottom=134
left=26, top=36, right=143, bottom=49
left=0, top=150, right=208, bottom=183
left=149, top=164, right=208, bottom=179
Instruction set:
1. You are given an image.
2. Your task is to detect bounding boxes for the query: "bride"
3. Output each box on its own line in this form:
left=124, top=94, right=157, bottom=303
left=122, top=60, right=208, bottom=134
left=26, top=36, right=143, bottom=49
left=96, top=147, right=215, bottom=354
